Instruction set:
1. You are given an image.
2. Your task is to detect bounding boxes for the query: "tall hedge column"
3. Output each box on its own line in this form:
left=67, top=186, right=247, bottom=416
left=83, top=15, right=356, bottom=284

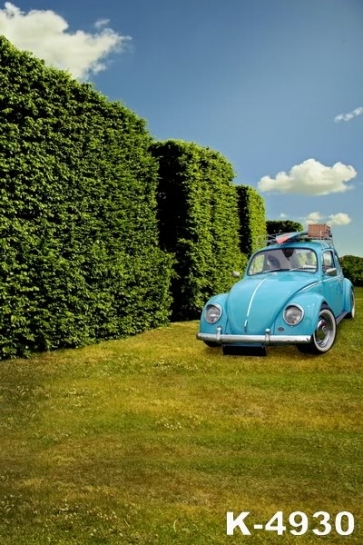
left=0, top=36, right=172, bottom=358
left=151, top=140, right=242, bottom=320
left=236, top=185, right=266, bottom=256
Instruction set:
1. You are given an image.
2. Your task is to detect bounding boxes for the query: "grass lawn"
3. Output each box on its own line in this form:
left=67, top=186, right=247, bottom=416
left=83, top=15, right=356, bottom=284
left=0, top=288, right=362, bottom=544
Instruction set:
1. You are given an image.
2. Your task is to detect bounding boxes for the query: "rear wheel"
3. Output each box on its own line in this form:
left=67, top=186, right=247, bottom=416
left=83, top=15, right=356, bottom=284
left=297, top=306, right=337, bottom=354
left=345, top=290, right=355, bottom=319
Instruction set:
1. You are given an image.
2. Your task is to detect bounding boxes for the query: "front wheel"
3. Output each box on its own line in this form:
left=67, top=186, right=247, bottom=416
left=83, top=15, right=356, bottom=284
left=203, top=341, right=220, bottom=348
left=297, top=306, right=337, bottom=354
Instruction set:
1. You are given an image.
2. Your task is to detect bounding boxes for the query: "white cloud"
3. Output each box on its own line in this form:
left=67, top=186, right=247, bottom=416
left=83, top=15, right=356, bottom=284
left=0, top=2, right=130, bottom=79
left=304, top=211, right=352, bottom=227
left=334, top=106, right=363, bottom=123
left=327, top=213, right=352, bottom=227
left=305, top=211, right=324, bottom=224
left=94, top=19, right=110, bottom=30
left=258, top=158, right=357, bottom=196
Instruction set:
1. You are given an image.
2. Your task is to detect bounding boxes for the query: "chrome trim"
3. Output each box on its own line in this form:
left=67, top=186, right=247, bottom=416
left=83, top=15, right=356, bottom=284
left=301, top=281, right=319, bottom=291
left=324, top=275, right=342, bottom=283
left=246, top=277, right=267, bottom=317
left=197, top=331, right=311, bottom=345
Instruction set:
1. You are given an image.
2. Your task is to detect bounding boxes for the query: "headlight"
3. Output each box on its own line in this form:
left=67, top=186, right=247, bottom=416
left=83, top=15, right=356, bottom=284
left=205, top=304, right=222, bottom=324
left=284, top=304, right=304, bottom=325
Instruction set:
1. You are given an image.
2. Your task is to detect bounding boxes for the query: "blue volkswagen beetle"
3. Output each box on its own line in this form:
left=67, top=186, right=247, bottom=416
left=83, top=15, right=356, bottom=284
left=197, top=225, right=355, bottom=355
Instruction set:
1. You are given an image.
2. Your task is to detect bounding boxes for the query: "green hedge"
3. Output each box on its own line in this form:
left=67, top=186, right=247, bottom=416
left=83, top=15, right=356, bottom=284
left=0, top=37, right=172, bottom=358
left=266, top=220, right=304, bottom=237
left=236, top=185, right=266, bottom=255
left=151, top=140, right=243, bottom=320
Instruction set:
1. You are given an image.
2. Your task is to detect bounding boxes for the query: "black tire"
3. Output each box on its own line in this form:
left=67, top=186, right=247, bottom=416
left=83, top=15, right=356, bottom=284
left=204, top=341, right=220, bottom=348
left=345, top=290, right=355, bottom=319
left=297, top=306, right=337, bottom=355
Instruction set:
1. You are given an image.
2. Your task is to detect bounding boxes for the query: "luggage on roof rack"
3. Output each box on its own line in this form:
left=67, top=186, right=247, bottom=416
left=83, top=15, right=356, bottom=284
left=307, top=223, right=332, bottom=240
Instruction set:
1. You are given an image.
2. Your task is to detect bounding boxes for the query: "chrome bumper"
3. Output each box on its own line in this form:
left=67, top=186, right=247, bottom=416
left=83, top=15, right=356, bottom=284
left=197, top=328, right=311, bottom=345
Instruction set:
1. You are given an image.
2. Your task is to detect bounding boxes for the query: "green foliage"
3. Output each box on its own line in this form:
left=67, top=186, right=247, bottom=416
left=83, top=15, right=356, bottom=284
left=236, top=185, right=266, bottom=255
left=151, top=140, right=243, bottom=320
left=340, top=255, right=363, bottom=287
left=0, top=36, right=172, bottom=358
left=266, top=219, right=304, bottom=236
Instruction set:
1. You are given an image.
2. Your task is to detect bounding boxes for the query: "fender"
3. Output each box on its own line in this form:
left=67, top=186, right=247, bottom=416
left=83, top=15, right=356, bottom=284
left=199, top=293, right=229, bottom=334
left=273, top=291, right=327, bottom=337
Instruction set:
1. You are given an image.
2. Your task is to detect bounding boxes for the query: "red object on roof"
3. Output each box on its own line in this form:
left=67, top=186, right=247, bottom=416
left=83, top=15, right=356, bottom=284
left=275, top=234, right=294, bottom=244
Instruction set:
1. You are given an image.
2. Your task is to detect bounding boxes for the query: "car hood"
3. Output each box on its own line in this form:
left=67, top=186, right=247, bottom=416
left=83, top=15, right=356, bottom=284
left=226, top=272, right=318, bottom=334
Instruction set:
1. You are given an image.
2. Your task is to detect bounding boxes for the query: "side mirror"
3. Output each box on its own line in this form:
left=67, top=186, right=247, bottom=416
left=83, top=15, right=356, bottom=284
left=232, top=271, right=241, bottom=278
left=325, top=267, right=337, bottom=277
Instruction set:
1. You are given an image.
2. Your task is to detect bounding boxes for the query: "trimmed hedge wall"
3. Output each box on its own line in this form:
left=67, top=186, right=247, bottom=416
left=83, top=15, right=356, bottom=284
left=151, top=140, right=242, bottom=320
left=266, top=220, right=304, bottom=237
left=236, top=185, right=266, bottom=255
left=0, top=36, right=172, bottom=358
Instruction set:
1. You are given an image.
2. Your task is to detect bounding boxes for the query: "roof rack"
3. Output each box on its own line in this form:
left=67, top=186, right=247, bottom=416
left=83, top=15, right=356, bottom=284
left=260, top=223, right=333, bottom=247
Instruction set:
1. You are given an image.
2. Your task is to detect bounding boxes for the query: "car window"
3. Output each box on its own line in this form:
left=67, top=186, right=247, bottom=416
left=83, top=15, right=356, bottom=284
left=247, top=247, right=317, bottom=275
left=322, top=251, right=335, bottom=271
left=248, top=253, right=266, bottom=274
left=334, top=251, right=343, bottom=274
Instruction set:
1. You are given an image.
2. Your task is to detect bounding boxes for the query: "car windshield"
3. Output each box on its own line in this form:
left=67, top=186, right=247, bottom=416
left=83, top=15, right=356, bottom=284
left=248, top=247, right=317, bottom=276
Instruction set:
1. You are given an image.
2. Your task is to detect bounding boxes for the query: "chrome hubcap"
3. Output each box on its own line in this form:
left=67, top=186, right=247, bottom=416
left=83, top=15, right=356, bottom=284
left=315, top=315, right=333, bottom=348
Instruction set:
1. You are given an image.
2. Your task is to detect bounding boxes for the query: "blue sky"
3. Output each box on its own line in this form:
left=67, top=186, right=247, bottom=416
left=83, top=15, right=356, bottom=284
left=1, top=0, right=362, bottom=256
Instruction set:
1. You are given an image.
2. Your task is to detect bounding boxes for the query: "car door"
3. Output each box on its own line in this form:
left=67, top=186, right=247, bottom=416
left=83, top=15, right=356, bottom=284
left=321, top=250, right=344, bottom=316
